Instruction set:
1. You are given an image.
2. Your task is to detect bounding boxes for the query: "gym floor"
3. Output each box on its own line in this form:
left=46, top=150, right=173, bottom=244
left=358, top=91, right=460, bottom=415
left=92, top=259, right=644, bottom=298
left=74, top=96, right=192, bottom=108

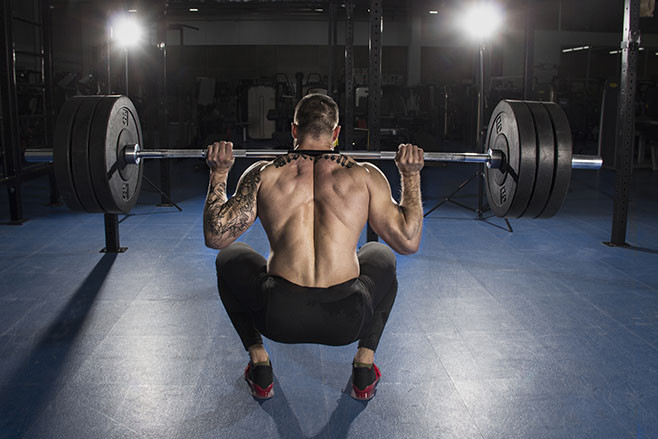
left=1, top=161, right=657, bottom=439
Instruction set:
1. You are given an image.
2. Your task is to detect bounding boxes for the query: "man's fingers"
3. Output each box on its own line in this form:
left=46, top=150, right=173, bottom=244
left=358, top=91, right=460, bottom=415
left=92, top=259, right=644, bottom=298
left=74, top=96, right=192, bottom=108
left=224, top=141, right=234, bottom=160
left=402, top=144, right=409, bottom=162
left=206, top=141, right=234, bottom=172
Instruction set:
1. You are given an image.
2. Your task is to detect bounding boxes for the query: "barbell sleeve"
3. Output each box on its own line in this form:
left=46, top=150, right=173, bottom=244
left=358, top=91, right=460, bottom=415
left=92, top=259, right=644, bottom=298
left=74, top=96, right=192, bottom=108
left=23, top=146, right=603, bottom=170
left=570, top=155, right=604, bottom=170
left=24, top=149, right=54, bottom=163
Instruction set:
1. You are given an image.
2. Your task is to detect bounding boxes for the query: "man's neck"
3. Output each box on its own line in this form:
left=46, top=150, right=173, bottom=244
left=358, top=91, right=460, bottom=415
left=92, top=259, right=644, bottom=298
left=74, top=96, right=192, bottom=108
left=293, top=140, right=334, bottom=151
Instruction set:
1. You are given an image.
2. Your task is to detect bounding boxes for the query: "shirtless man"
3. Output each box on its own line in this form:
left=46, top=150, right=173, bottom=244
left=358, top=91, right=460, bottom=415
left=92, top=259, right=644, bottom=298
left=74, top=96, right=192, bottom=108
left=204, top=94, right=423, bottom=400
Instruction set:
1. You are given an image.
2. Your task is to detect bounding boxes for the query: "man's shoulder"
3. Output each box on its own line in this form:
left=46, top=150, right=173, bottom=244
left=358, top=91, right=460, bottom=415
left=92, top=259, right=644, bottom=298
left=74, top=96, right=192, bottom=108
left=358, top=161, right=385, bottom=178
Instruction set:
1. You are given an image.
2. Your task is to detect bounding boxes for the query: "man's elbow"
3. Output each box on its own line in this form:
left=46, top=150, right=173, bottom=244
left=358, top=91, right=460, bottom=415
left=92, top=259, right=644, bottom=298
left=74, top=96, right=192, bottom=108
left=204, top=239, right=220, bottom=249
left=396, top=240, right=420, bottom=255
left=389, top=234, right=420, bottom=255
left=204, top=234, right=228, bottom=250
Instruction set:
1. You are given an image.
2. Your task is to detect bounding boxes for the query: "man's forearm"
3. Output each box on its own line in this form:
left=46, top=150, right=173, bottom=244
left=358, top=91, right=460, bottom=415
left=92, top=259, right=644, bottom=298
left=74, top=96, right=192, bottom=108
left=399, top=171, right=423, bottom=242
left=203, top=170, right=230, bottom=245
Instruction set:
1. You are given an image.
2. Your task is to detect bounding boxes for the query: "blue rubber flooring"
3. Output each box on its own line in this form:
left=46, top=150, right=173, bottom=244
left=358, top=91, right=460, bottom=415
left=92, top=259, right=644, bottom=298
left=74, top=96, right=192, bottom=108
left=0, top=160, right=657, bottom=438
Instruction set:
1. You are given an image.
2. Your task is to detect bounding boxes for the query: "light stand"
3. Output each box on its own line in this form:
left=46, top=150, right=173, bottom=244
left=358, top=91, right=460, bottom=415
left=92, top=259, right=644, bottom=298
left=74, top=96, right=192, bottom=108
left=124, top=48, right=128, bottom=95
left=424, top=4, right=512, bottom=232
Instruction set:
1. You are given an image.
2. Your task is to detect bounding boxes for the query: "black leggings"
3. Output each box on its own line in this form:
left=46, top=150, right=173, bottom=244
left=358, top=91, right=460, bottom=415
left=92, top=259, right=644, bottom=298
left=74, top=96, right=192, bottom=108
left=216, top=241, right=397, bottom=352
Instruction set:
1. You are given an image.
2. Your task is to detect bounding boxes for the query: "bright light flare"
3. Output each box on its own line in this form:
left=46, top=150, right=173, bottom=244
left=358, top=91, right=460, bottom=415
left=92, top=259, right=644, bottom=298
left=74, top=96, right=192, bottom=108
left=112, top=16, right=143, bottom=48
left=460, top=2, right=503, bottom=41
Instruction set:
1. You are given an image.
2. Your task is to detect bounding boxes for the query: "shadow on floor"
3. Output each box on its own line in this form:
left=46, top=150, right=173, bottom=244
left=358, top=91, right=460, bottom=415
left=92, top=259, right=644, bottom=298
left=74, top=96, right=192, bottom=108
left=258, top=377, right=367, bottom=439
left=622, top=244, right=658, bottom=255
left=0, top=253, right=117, bottom=436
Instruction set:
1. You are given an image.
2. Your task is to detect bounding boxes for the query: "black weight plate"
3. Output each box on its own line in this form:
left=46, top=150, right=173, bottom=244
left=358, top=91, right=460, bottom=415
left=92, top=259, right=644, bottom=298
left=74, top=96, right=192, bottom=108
left=53, top=97, right=85, bottom=211
left=70, top=96, right=105, bottom=213
left=484, top=100, right=537, bottom=218
left=89, top=96, right=143, bottom=214
left=538, top=102, right=572, bottom=218
left=522, top=102, right=555, bottom=218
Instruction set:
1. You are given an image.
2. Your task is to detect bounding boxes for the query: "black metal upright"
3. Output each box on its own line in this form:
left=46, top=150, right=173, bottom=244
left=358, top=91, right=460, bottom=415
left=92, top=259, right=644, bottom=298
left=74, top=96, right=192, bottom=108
left=157, top=12, right=172, bottom=206
left=523, top=4, right=535, bottom=100
left=41, top=0, right=57, bottom=205
left=102, top=6, right=123, bottom=252
left=608, top=0, right=640, bottom=246
left=476, top=43, right=486, bottom=217
left=344, top=0, right=354, bottom=150
left=327, top=0, right=337, bottom=99
left=368, top=0, right=382, bottom=152
left=366, top=0, right=382, bottom=243
left=0, top=0, right=24, bottom=223
left=101, top=213, right=126, bottom=253
left=295, top=71, right=303, bottom=102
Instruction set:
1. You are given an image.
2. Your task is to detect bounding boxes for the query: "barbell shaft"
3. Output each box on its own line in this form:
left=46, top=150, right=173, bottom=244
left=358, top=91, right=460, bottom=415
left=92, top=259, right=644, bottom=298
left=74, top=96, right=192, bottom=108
left=134, top=148, right=494, bottom=164
left=25, top=147, right=603, bottom=170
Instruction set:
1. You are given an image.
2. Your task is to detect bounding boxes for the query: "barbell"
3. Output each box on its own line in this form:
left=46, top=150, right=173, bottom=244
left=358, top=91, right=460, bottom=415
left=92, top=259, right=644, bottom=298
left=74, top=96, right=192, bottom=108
left=24, top=95, right=602, bottom=218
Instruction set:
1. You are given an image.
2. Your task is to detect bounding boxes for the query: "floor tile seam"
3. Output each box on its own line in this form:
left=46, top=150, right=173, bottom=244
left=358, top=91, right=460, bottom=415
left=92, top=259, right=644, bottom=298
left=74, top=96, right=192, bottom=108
left=547, top=213, right=610, bottom=236
left=519, top=217, right=610, bottom=256
left=17, top=350, right=110, bottom=439
left=419, top=331, right=487, bottom=439
left=547, top=281, right=658, bottom=354
left=96, top=384, right=145, bottom=437
left=171, top=354, right=211, bottom=438
left=101, top=279, right=151, bottom=339
left=581, top=387, right=642, bottom=438
left=89, top=404, right=147, bottom=438
left=581, top=210, right=658, bottom=244
left=445, top=246, right=535, bottom=332
left=0, top=244, right=49, bottom=276
left=469, top=217, right=572, bottom=260
left=581, top=255, right=658, bottom=300
left=23, top=394, right=145, bottom=439
left=0, top=302, right=41, bottom=338
left=436, top=245, right=498, bottom=298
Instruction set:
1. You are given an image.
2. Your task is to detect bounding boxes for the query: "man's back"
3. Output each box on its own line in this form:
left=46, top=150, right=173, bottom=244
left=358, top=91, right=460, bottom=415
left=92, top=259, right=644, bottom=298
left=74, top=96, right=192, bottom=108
left=258, top=152, right=369, bottom=287
left=204, top=94, right=424, bottom=400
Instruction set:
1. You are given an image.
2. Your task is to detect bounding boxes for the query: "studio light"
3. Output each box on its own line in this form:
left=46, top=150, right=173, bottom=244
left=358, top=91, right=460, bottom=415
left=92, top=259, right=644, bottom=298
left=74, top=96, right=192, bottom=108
left=112, top=16, right=143, bottom=49
left=460, top=2, right=503, bottom=41
left=562, top=45, right=590, bottom=53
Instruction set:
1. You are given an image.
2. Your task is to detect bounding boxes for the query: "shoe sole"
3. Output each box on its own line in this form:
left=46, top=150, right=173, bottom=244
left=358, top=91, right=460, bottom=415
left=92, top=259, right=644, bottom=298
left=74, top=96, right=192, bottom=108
left=350, top=364, right=381, bottom=401
left=245, top=376, right=275, bottom=399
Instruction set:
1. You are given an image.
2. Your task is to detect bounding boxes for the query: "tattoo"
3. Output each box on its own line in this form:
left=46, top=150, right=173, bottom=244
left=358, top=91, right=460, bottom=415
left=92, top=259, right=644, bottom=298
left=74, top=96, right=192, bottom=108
left=273, top=152, right=354, bottom=169
left=204, top=167, right=262, bottom=244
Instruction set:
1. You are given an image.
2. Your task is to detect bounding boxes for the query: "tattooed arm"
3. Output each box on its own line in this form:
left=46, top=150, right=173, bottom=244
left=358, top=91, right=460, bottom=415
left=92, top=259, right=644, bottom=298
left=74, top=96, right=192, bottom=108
left=203, top=162, right=266, bottom=249
left=363, top=144, right=424, bottom=255
left=203, top=141, right=267, bottom=249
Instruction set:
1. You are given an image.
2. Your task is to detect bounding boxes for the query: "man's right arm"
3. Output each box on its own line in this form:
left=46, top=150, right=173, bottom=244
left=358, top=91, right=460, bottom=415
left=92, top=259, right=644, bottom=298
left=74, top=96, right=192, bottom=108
left=364, top=144, right=424, bottom=255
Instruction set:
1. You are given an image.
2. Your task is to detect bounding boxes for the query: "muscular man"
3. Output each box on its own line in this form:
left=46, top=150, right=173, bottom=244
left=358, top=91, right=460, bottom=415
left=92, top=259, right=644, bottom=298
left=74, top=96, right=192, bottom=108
left=204, top=94, right=423, bottom=400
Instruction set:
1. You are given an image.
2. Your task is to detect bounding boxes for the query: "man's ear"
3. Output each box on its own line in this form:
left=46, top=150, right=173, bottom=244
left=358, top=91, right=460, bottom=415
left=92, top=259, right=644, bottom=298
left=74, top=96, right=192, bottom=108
left=291, top=124, right=298, bottom=139
left=332, top=125, right=341, bottom=145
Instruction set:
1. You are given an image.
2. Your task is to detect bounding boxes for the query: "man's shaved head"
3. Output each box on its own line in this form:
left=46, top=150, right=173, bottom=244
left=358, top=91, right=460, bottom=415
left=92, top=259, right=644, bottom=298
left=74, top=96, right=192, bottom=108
left=293, top=94, right=339, bottom=144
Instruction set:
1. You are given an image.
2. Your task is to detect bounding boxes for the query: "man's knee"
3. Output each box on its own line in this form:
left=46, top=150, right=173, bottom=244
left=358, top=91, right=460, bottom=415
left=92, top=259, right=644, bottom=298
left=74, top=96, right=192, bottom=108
left=360, top=241, right=397, bottom=271
left=215, top=241, right=252, bottom=272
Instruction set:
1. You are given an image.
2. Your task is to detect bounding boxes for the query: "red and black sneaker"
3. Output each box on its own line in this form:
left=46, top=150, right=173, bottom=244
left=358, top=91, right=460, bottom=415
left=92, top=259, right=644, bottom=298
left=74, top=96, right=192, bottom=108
left=350, top=363, right=381, bottom=401
left=244, top=361, right=274, bottom=399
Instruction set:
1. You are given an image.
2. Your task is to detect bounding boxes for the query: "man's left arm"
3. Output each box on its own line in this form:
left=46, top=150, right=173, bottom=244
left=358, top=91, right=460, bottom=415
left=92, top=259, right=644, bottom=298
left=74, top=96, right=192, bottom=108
left=203, top=141, right=264, bottom=249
